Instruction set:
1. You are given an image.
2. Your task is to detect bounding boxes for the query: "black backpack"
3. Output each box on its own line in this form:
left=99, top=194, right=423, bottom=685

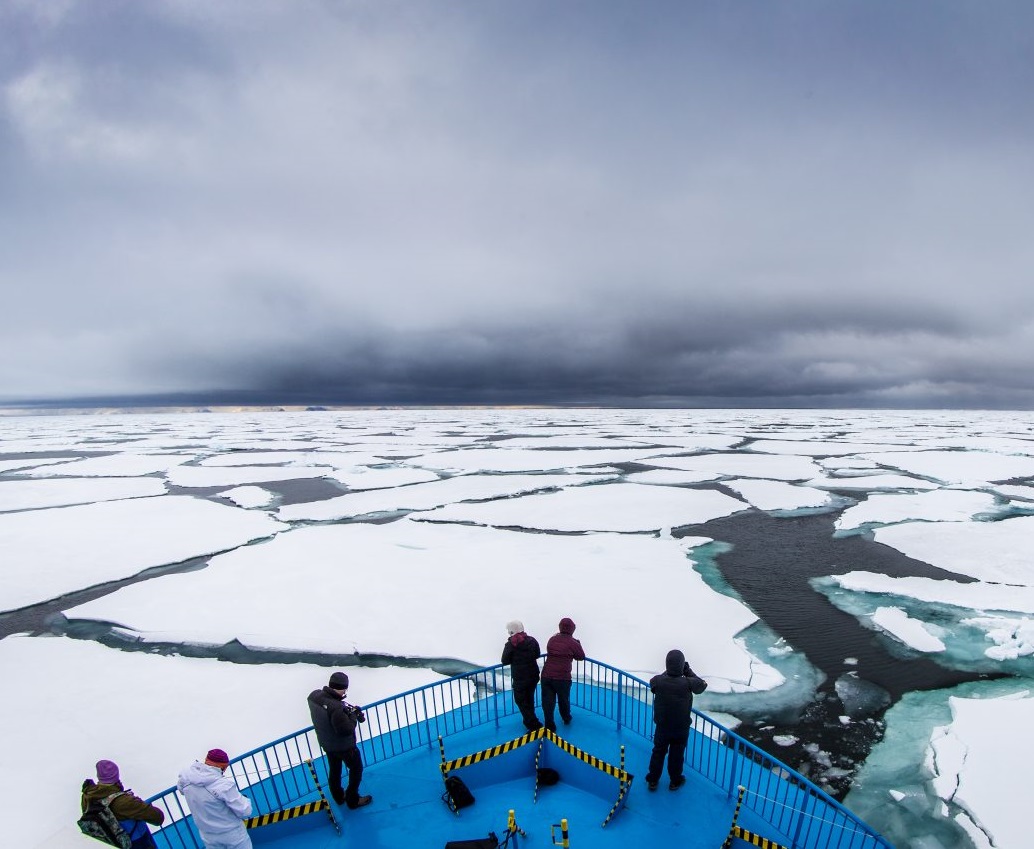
left=77, top=791, right=132, bottom=848
left=443, top=775, right=475, bottom=811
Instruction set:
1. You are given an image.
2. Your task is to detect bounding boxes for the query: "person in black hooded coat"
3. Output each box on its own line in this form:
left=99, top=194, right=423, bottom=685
left=645, top=649, right=707, bottom=791
left=501, top=619, right=543, bottom=731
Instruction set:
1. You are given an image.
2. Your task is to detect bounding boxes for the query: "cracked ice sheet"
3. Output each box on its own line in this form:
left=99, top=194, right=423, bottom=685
left=0, top=635, right=447, bottom=849
left=861, top=450, right=1034, bottom=486
left=0, top=496, right=285, bottom=612
left=0, top=477, right=167, bottom=512
left=420, top=482, right=746, bottom=532
left=929, top=690, right=1034, bottom=849
left=23, top=453, right=195, bottom=477
left=277, top=472, right=615, bottom=521
left=829, top=571, right=1034, bottom=614
left=875, top=516, right=1034, bottom=584
left=804, top=473, right=938, bottom=491
left=836, top=489, right=1004, bottom=531
left=646, top=452, right=822, bottom=480
left=166, top=464, right=337, bottom=488
left=218, top=485, right=274, bottom=508
left=404, top=446, right=670, bottom=473
left=721, top=479, right=832, bottom=512
left=62, top=519, right=781, bottom=694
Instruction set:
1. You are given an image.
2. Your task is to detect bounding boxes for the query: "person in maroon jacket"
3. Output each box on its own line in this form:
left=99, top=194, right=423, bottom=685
left=540, top=617, right=586, bottom=733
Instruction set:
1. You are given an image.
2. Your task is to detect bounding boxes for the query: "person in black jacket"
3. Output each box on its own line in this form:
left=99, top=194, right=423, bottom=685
left=646, top=649, right=708, bottom=791
left=307, top=671, right=373, bottom=809
left=501, top=620, right=543, bottom=731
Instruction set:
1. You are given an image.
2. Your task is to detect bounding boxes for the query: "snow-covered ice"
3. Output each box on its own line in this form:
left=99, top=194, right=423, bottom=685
left=2, top=407, right=1034, bottom=849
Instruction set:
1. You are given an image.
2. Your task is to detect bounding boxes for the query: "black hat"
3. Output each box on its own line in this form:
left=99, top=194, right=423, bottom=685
left=329, top=671, right=349, bottom=690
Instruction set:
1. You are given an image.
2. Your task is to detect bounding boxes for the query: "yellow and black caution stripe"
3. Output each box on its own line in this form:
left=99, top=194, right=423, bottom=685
left=721, top=786, right=790, bottom=849
left=727, top=826, right=791, bottom=849
left=304, top=758, right=341, bottom=835
left=442, top=727, right=543, bottom=772
left=245, top=799, right=327, bottom=829
left=541, top=728, right=631, bottom=783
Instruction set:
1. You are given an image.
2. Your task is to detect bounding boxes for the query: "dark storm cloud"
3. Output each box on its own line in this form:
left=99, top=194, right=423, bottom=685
left=3, top=0, right=1034, bottom=409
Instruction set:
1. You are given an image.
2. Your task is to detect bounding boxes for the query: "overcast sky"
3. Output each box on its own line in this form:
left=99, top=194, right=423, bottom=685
left=3, top=1, right=1034, bottom=409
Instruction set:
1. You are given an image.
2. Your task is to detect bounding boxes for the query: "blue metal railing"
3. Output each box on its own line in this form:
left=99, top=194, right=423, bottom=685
left=147, top=658, right=890, bottom=849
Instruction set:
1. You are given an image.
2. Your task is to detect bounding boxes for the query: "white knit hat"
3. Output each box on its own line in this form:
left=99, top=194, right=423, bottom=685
left=506, top=620, right=524, bottom=636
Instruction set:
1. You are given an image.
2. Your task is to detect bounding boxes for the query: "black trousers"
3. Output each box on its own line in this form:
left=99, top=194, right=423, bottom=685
left=646, top=725, right=689, bottom=783
left=327, top=747, right=364, bottom=806
left=540, top=677, right=572, bottom=730
left=512, top=680, right=541, bottom=730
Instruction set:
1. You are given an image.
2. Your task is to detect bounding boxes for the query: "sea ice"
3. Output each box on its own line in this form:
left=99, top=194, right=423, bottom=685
left=861, top=450, right=1034, bottom=486
left=62, top=519, right=781, bottom=693
left=720, top=478, right=832, bottom=512
left=0, top=477, right=167, bottom=512
left=645, top=452, right=822, bottom=480
left=836, top=489, right=1003, bottom=532
left=22, top=453, right=194, bottom=477
left=218, top=485, right=275, bottom=508
left=0, top=495, right=284, bottom=612
left=871, top=607, right=946, bottom=653
left=421, top=481, right=747, bottom=533
left=277, top=472, right=614, bottom=521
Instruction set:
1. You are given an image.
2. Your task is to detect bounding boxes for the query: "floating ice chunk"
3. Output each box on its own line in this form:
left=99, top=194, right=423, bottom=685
left=644, top=453, right=822, bottom=480
left=804, top=474, right=938, bottom=492
left=928, top=690, right=1034, bottom=849
left=748, top=440, right=904, bottom=456
left=837, top=489, right=1002, bottom=531
left=834, top=672, right=891, bottom=718
left=405, top=447, right=667, bottom=473
left=862, top=450, right=1034, bottom=486
left=874, top=515, right=1034, bottom=584
left=0, top=477, right=166, bottom=512
left=991, top=484, right=1034, bottom=503
left=167, top=464, right=336, bottom=488
left=963, top=615, right=1034, bottom=660
left=624, top=469, right=722, bottom=485
left=871, top=607, right=946, bottom=653
left=721, top=479, right=831, bottom=511
left=421, top=482, right=747, bottom=533
left=827, top=571, right=1034, bottom=614
left=0, top=457, right=75, bottom=473
left=63, top=519, right=777, bottom=692
left=278, top=473, right=610, bottom=521
left=0, top=495, right=284, bottom=611
left=772, top=734, right=798, bottom=746
left=326, top=465, right=441, bottom=491
left=218, top=485, right=275, bottom=508
left=0, top=634, right=447, bottom=849
left=23, top=453, right=194, bottom=477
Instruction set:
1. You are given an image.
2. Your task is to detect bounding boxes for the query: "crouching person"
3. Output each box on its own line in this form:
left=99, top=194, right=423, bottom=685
left=177, top=748, right=253, bottom=849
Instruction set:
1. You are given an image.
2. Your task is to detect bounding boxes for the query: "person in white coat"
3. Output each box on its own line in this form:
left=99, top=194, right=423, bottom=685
left=177, top=748, right=253, bottom=849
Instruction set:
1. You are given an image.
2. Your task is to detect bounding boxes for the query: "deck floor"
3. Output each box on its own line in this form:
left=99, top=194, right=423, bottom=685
left=247, top=705, right=779, bottom=848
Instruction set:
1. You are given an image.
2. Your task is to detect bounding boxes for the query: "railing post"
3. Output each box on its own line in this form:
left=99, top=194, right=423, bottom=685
left=493, top=667, right=501, bottom=730
left=262, top=749, right=283, bottom=809
left=422, top=689, right=432, bottom=750
left=615, top=669, right=623, bottom=731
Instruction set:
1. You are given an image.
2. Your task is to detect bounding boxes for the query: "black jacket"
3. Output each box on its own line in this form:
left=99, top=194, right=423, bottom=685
left=308, top=686, right=365, bottom=754
left=649, top=650, right=708, bottom=732
left=501, top=632, right=541, bottom=686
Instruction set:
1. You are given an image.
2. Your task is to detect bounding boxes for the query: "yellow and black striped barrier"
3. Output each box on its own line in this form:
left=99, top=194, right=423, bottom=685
left=439, top=727, right=634, bottom=827
left=722, top=786, right=789, bottom=849
left=244, top=799, right=327, bottom=829
left=304, top=757, right=341, bottom=835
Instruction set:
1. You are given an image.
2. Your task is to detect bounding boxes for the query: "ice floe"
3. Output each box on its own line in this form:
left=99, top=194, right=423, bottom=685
left=835, top=489, right=1004, bottom=531
left=871, top=607, right=946, bottom=653
left=420, top=481, right=747, bottom=532
left=62, top=519, right=780, bottom=693
left=0, top=496, right=284, bottom=611
left=0, top=477, right=167, bottom=512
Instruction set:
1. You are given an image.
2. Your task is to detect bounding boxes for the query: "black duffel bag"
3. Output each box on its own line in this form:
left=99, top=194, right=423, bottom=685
left=444, top=833, right=498, bottom=849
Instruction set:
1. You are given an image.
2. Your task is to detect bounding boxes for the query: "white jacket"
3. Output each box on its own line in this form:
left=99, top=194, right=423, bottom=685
left=177, top=761, right=252, bottom=842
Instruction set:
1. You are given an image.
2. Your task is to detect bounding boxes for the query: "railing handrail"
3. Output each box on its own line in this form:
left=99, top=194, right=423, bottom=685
left=147, top=656, right=890, bottom=849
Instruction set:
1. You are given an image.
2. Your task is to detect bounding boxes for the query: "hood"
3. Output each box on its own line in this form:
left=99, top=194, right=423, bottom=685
left=178, top=760, right=225, bottom=789
left=558, top=618, right=576, bottom=635
left=82, top=780, right=124, bottom=802
left=665, top=649, right=686, bottom=676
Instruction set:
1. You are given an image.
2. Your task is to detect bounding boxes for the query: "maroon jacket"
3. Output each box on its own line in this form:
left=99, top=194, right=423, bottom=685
left=541, top=618, right=585, bottom=680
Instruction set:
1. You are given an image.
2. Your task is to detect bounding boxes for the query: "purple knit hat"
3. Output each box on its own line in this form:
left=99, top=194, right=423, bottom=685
left=96, top=760, right=120, bottom=783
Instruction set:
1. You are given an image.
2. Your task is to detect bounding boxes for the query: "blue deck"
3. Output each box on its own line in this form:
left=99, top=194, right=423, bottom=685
left=148, top=661, right=891, bottom=849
